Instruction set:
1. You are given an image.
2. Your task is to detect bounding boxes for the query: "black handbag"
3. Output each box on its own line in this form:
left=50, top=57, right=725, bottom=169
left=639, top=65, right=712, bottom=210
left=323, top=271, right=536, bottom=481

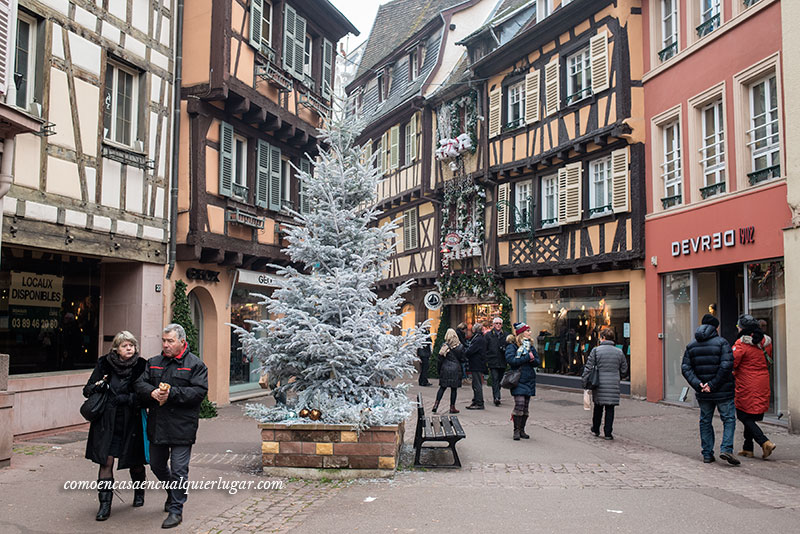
left=585, top=365, right=600, bottom=390
left=500, top=368, right=521, bottom=389
left=80, top=383, right=109, bottom=422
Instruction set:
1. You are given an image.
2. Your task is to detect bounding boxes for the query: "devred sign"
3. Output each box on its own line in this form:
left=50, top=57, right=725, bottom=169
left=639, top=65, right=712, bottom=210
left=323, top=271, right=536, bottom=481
left=671, top=226, right=755, bottom=257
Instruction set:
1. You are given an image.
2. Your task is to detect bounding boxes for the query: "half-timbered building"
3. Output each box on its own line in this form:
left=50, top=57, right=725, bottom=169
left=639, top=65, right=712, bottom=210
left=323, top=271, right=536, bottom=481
left=464, top=0, right=648, bottom=395
left=2, top=0, right=176, bottom=435
left=175, top=0, right=356, bottom=403
left=346, top=0, right=497, bottom=336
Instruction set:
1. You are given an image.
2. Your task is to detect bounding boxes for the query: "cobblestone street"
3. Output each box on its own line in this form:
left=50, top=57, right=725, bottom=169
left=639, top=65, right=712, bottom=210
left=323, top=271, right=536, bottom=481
left=3, top=384, right=800, bottom=533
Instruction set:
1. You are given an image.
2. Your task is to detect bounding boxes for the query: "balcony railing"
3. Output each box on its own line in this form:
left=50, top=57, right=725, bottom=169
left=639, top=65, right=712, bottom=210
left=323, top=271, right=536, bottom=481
left=658, top=41, right=678, bottom=62
left=255, top=62, right=293, bottom=93
left=298, top=89, right=331, bottom=119
left=744, top=0, right=761, bottom=7
left=696, top=13, right=720, bottom=38
left=232, top=182, right=248, bottom=199
left=260, top=43, right=276, bottom=63
left=101, top=144, right=155, bottom=170
left=588, top=204, right=611, bottom=216
left=541, top=217, right=558, bottom=226
left=699, top=181, right=726, bottom=199
left=661, top=194, right=682, bottom=209
left=748, top=164, right=780, bottom=185
left=565, top=87, right=592, bottom=105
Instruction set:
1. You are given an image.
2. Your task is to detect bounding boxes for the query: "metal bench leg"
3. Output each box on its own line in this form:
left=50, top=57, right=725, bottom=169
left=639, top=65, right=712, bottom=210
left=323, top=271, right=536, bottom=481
left=449, top=443, right=461, bottom=468
left=414, top=445, right=422, bottom=467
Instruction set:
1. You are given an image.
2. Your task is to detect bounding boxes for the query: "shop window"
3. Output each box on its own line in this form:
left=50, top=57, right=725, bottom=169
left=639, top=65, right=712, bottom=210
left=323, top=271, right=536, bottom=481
left=230, top=285, right=268, bottom=390
left=662, top=272, right=692, bottom=402
left=1, top=250, right=101, bottom=375
left=517, top=284, right=630, bottom=376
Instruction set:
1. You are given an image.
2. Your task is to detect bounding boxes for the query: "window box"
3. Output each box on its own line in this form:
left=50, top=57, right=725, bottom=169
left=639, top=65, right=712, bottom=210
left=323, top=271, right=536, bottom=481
left=298, top=89, right=331, bottom=119
left=661, top=194, right=682, bottom=209
left=255, top=62, right=293, bottom=93
left=747, top=164, right=780, bottom=185
left=699, top=181, right=726, bottom=199
left=696, top=13, right=720, bottom=37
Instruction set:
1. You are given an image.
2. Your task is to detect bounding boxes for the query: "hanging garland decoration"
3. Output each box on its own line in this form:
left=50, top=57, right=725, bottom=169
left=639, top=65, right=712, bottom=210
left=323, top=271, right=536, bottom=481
left=440, top=176, right=485, bottom=256
left=435, top=91, right=478, bottom=161
left=449, top=91, right=478, bottom=155
left=435, top=268, right=512, bottom=332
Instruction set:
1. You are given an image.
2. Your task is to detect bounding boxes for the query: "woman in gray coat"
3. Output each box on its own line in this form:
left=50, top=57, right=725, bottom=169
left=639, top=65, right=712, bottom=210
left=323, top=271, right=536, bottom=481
left=582, top=328, right=628, bottom=439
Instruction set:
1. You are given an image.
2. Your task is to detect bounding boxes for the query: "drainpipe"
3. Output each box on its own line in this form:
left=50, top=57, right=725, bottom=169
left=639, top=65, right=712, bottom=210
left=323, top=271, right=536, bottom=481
left=166, top=0, right=184, bottom=280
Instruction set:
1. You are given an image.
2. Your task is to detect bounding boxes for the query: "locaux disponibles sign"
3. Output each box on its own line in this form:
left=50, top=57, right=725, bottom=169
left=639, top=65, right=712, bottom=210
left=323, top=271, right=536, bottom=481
left=671, top=226, right=755, bottom=257
left=9, top=272, right=64, bottom=307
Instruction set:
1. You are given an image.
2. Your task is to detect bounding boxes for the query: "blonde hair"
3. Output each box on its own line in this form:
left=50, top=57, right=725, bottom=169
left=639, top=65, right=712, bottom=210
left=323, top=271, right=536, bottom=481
left=112, top=331, right=139, bottom=352
left=444, top=328, right=460, bottom=348
left=515, top=332, right=530, bottom=346
left=506, top=334, right=517, bottom=345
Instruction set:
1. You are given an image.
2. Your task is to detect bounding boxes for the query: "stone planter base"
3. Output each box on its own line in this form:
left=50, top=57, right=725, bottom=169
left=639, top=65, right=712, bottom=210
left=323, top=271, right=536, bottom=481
left=259, top=421, right=404, bottom=479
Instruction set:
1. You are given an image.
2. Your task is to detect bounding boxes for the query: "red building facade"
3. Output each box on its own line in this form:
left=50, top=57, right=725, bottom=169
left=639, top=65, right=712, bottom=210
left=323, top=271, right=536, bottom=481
left=642, top=0, right=789, bottom=415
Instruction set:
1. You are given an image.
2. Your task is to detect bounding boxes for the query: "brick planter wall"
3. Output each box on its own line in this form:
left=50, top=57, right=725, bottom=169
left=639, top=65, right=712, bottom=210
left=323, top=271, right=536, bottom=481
left=259, top=422, right=404, bottom=473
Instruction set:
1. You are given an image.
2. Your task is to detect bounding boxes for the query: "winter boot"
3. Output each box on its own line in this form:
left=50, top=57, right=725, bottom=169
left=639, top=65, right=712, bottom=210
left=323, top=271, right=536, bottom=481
left=512, top=416, right=521, bottom=440
left=96, top=478, right=114, bottom=521
left=449, top=405, right=459, bottom=414
left=762, top=440, right=776, bottom=459
left=519, top=415, right=530, bottom=439
left=432, top=400, right=440, bottom=413
left=131, top=468, right=145, bottom=507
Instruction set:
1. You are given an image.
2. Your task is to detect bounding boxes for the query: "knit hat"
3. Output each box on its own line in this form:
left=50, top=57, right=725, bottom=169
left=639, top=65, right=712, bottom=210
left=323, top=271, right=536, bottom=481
left=701, top=314, right=719, bottom=328
left=513, top=322, right=530, bottom=335
left=737, top=314, right=758, bottom=330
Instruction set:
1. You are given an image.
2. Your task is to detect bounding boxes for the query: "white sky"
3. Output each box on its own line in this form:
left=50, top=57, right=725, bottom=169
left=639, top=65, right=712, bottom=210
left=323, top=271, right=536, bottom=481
left=331, top=0, right=390, bottom=53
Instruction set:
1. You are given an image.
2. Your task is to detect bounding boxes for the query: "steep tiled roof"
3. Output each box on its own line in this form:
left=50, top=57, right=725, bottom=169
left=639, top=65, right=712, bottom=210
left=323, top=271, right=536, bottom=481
left=356, top=0, right=462, bottom=80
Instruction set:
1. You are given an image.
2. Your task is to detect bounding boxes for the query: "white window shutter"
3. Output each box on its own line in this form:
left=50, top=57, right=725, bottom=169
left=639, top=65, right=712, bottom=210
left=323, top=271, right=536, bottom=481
left=256, top=139, right=270, bottom=208
left=322, top=38, right=333, bottom=99
left=590, top=31, right=609, bottom=94
left=410, top=114, right=417, bottom=162
left=611, top=147, right=630, bottom=213
left=390, top=125, right=399, bottom=170
left=488, top=88, right=502, bottom=138
left=268, top=145, right=282, bottom=211
left=397, top=214, right=406, bottom=253
left=382, top=131, right=389, bottom=173
left=497, top=183, right=509, bottom=236
left=559, top=162, right=582, bottom=223
left=299, top=157, right=312, bottom=214
left=283, top=4, right=296, bottom=73
left=249, top=0, right=263, bottom=50
left=524, top=70, right=540, bottom=124
left=410, top=208, right=418, bottom=249
left=293, top=11, right=306, bottom=80
left=219, top=122, right=234, bottom=198
left=362, top=138, right=372, bottom=167
left=545, top=58, right=560, bottom=116
left=0, top=0, right=12, bottom=96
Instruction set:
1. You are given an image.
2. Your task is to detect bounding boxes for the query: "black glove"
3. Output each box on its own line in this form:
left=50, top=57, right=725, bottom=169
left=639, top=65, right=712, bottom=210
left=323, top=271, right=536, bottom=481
left=92, top=381, right=109, bottom=394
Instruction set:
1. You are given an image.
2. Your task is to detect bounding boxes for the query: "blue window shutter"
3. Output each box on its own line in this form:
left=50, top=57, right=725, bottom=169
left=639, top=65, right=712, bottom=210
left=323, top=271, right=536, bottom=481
left=299, top=158, right=311, bottom=214
left=219, top=121, right=234, bottom=198
left=268, top=144, right=282, bottom=211
left=249, top=0, right=263, bottom=50
left=322, top=39, right=333, bottom=99
left=283, top=4, right=296, bottom=73
left=256, top=139, right=270, bottom=208
left=293, top=11, right=306, bottom=80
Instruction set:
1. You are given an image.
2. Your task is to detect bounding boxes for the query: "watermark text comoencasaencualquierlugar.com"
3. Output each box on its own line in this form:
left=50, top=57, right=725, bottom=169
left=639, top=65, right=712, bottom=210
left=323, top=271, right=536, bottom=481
left=63, top=478, right=283, bottom=495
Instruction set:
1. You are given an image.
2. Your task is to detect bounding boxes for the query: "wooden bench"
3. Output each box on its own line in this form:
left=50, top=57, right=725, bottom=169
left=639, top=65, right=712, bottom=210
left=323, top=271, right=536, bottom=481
left=413, top=392, right=466, bottom=468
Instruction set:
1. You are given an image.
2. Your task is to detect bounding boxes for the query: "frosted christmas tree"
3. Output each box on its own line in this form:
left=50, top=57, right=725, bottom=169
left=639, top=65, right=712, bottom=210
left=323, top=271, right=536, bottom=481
left=236, top=119, right=428, bottom=428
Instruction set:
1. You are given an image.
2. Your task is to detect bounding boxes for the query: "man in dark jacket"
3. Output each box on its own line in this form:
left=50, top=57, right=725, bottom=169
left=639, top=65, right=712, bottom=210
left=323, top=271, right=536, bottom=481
left=135, top=323, right=209, bottom=528
left=465, top=323, right=488, bottom=409
left=682, top=314, right=739, bottom=466
left=485, top=317, right=508, bottom=406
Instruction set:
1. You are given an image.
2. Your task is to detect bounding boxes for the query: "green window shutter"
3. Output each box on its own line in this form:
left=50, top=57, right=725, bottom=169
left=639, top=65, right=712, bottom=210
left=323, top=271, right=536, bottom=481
left=249, top=0, right=263, bottom=50
left=268, top=144, right=282, bottom=211
left=390, top=125, right=399, bottom=170
left=219, top=121, right=234, bottom=198
left=283, top=4, right=296, bottom=73
left=256, top=139, right=270, bottom=208
left=293, top=11, right=306, bottom=80
left=299, top=158, right=311, bottom=214
left=322, top=38, right=334, bottom=99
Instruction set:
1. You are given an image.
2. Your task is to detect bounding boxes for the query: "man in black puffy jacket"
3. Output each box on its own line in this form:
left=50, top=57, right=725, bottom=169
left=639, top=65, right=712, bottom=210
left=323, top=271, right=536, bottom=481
left=682, top=314, right=739, bottom=466
left=135, top=323, right=208, bottom=528
left=485, top=317, right=508, bottom=406
left=465, top=323, right=488, bottom=409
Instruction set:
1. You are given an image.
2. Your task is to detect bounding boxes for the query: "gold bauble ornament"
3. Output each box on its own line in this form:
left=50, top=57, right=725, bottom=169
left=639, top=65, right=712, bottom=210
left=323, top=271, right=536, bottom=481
left=299, top=408, right=310, bottom=418
left=309, top=409, right=322, bottom=421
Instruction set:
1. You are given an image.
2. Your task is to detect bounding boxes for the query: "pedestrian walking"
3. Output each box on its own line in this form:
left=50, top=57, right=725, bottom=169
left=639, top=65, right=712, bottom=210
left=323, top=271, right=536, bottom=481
left=135, top=324, right=208, bottom=529
left=82, top=331, right=148, bottom=521
left=583, top=328, right=628, bottom=442
left=465, top=323, right=488, bottom=410
left=417, top=326, right=432, bottom=387
left=505, top=322, right=539, bottom=440
left=732, top=314, right=776, bottom=459
left=681, top=314, right=739, bottom=465
left=485, top=317, right=508, bottom=406
left=432, top=328, right=466, bottom=414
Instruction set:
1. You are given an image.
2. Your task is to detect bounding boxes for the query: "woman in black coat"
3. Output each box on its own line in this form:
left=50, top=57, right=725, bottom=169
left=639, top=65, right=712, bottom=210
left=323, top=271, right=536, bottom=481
left=83, top=331, right=148, bottom=521
left=505, top=323, right=540, bottom=440
left=433, top=328, right=466, bottom=414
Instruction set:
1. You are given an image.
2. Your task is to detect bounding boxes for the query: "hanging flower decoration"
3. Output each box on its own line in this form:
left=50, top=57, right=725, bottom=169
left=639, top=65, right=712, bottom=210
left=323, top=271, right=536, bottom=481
left=440, top=177, right=485, bottom=262
left=435, top=92, right=478, bottom=162
left=436, top=267, right=513, bottom=327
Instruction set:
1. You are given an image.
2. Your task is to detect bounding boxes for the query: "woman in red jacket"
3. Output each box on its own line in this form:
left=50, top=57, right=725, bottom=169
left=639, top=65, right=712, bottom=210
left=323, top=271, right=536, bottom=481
left=732, top=314, right=776, bottom=459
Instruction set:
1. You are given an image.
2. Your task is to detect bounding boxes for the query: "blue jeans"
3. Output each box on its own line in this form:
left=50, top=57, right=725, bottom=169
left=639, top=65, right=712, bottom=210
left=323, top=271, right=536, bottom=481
left=698, top=398, right=736, bottom=458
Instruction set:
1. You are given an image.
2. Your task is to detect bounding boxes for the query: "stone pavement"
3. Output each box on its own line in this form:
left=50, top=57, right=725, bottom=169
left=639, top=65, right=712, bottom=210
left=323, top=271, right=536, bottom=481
left=2, top=382, right=800, bottom=533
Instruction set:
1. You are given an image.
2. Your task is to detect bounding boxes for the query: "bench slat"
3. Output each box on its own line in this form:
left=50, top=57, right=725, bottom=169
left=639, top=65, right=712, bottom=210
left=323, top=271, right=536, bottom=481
left=451, top=417, right=466, bottom=437
left=423, top=417, right=435, bottom=439
left=440, top=417, right=455, bottom=437
left=433, top=417, right=446, bottom=438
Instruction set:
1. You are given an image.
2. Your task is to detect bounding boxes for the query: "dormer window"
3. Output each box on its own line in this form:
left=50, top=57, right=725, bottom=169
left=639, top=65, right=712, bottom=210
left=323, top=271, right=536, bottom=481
left=377, top=72, right=384, bottom=103
left=409, top=49, right=419, bottom=81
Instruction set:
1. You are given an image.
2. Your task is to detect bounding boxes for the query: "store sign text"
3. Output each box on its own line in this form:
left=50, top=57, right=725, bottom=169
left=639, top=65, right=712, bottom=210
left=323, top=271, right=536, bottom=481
left=671, top=226, right=755, bottom=257
left=9, top=272, right=64, bottom=307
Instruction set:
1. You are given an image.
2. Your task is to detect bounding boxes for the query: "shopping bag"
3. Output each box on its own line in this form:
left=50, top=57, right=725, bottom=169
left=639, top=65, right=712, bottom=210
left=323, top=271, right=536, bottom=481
left=583, top=389, right=592, bottom=411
